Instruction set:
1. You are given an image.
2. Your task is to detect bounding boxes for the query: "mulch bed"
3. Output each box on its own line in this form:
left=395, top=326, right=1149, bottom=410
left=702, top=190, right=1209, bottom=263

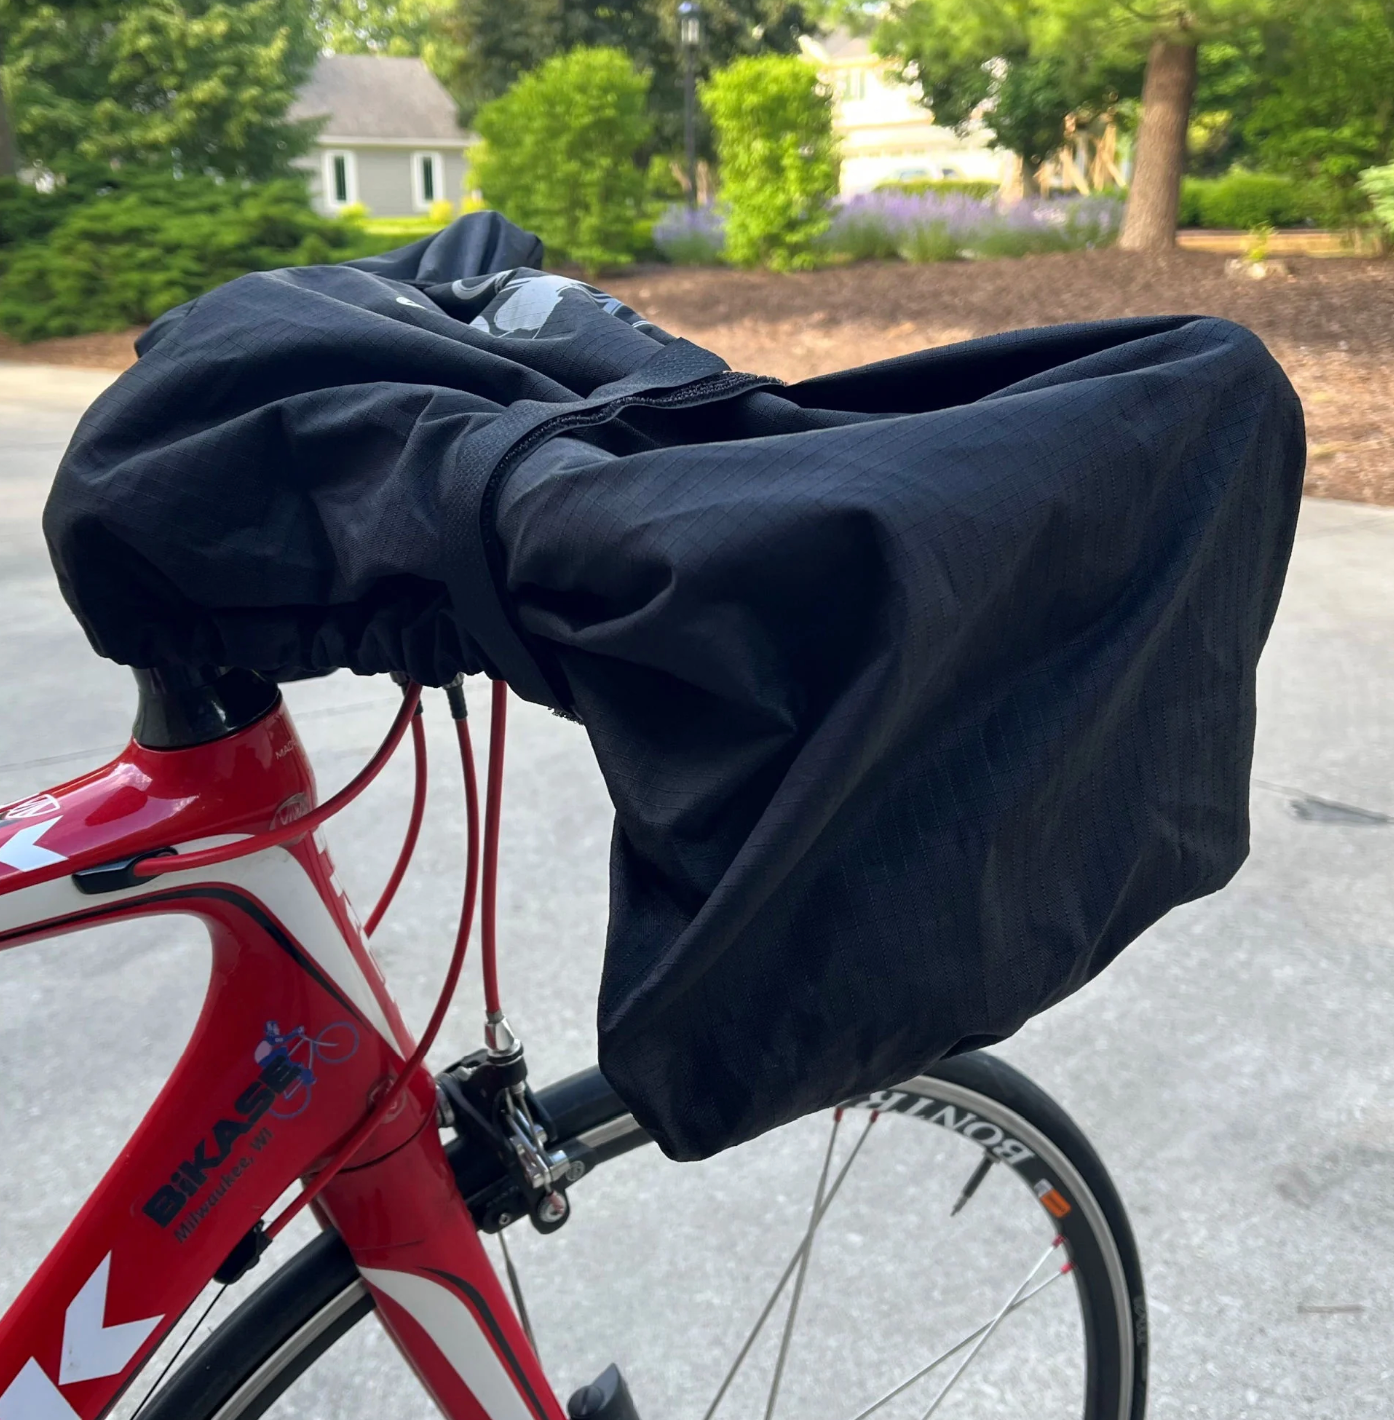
left=3, top=249, right=1390, bottom=503
left=604, top=250, right=1394, bottom=505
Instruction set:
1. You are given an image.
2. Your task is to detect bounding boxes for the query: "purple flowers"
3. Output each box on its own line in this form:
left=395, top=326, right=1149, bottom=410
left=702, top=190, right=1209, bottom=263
left=824, top=191, right=1123, bottom=262
left=653, top=192, right=1124, bottom=265
left=653, top=204, right=727, bottom=264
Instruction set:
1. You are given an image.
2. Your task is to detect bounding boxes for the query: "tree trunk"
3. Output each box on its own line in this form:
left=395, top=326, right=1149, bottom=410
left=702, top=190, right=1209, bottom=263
left=1118, top=37, right=1197, bottom=252
left=0, top=77, right=18, bottom=179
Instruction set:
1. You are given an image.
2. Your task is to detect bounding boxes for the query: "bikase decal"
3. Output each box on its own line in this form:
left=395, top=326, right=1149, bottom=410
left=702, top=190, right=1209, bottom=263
left=142, top=1020, right=357, bottom=1237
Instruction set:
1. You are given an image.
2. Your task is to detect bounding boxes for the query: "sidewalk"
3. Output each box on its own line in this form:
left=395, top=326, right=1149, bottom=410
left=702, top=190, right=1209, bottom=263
left=0, top=360, right=120, bottom=409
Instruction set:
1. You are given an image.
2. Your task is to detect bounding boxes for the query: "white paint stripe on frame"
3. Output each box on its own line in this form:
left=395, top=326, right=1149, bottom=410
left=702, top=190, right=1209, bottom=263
left=359, top=1268, right=539, bottom=1420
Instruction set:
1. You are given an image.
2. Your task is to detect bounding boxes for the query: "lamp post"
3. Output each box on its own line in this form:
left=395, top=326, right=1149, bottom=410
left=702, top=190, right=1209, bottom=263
left=679, top=1, right=701, bottom=207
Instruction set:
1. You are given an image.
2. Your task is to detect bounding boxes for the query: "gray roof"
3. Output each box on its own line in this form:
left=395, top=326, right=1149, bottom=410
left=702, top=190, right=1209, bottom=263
left=291, top=54, right=468, bottom=143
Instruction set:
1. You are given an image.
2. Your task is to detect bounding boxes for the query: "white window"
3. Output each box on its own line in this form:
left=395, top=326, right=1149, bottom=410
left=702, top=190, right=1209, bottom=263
left=323, top=149, right=357, bottom=208
left=412, top=151, right=444, bottom=211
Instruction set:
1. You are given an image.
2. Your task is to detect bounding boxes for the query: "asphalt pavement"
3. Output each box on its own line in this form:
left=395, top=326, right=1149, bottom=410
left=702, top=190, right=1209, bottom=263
left=2, top=363, right=1393, bottom=1419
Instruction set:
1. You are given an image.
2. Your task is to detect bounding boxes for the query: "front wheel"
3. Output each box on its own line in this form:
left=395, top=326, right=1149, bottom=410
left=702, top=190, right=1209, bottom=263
left=135, top=1053, right=1146, bottom=1420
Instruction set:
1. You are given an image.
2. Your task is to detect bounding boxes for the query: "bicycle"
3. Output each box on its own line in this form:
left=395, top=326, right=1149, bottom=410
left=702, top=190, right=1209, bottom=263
left=0, top=665, right=1147, bottom=1420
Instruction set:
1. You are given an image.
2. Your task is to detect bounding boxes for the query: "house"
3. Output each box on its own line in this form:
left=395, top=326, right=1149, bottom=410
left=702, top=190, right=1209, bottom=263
left=799, top=31, right=1011, bottom=196
left=290, top=54, right=471, bottom=217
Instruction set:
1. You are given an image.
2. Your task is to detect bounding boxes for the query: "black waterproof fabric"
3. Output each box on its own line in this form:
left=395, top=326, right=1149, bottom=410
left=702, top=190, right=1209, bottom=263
left=46, top=215, right=1305, bottom=1160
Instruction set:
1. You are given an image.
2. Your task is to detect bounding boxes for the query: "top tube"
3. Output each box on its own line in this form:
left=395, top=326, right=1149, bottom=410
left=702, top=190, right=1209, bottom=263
left=0, top=669, right=309, bottom=929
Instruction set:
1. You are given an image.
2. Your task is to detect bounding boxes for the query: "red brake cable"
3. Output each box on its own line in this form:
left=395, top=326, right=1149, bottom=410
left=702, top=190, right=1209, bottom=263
left=365, top=704, right=428, bottom=937
left=133, top=684, right=424, bottom=879
left=266, top=686, right=483, bottom=1241
left=480, top=678, right=508, bottom=1021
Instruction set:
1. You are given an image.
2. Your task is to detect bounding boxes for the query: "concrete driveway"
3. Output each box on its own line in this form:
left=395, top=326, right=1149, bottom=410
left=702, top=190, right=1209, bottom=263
left=1, top=362, right=1392, bottom=1419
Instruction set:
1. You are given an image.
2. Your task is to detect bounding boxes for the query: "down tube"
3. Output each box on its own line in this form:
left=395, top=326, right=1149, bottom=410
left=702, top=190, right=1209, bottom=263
left=0, top=881, right=412, bottom=1420
left=319, top=1126, right=565, bottom=1420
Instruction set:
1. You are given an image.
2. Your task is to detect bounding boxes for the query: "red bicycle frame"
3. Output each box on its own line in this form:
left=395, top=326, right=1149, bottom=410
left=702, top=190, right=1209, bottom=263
left=0, top=688, right=564, bottom=1420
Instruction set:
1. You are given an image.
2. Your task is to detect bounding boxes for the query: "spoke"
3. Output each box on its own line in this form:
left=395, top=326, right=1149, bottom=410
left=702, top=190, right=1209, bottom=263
left=949, top=1155, right=995, bottom=1217
left=702, top=1110, right=879, bottom=1420
left=845, top=1267, right=1069, bottom=1420
left=918, top=1237, right=1065, bottom=1419
left=130, top=1285, right=228, bottom=1418
left=763, top=1112, right=842, bottom=1420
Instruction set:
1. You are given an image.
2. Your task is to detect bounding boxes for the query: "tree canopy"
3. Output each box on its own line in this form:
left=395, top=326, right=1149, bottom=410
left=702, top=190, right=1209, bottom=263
left=874, top=0, right=1140, bottom=184
left=1, top=1, right=320, bottom=180
left=312, top=0, right=446, bottom=52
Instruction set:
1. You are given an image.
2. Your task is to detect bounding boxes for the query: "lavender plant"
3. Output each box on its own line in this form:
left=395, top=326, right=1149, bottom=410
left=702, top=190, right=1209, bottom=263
left=822, top=191, right=1123, bottom=264
left=653, top=205, right=727, bottom=264
left=650, top=191, right=1123, bottom=267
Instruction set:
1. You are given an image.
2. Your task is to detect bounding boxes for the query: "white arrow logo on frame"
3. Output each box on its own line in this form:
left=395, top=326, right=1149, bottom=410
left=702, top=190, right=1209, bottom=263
left=0, top=1359, right=80, bottom=1420
left=58, top=1254, right=162, bottom=1386
left=0, top=817, right=66, bottom=872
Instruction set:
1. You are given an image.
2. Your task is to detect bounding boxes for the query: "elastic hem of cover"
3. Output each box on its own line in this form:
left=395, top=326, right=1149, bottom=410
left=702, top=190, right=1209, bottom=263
left=444, top=339, right=782, bottom=712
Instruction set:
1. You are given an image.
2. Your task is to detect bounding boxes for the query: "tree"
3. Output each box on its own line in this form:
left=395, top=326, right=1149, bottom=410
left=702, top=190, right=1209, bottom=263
left=436, top=0, right=813, bottom=153
left=1036, top=0, right=1287, bottom=249
left=471, top=47, right=652, bottom=271
left=991, top=55, right=1080, bottom=179
left=701, top=53, right=838, bottom=269
left=310, top=0, right=467, bottom=89
left=2, top=1, right=321, bottom=180
left=877, top=0, right=1282, bottom=248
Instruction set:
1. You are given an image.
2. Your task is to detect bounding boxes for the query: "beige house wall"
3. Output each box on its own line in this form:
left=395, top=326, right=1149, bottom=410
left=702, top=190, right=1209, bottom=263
left=801, top=34, right=1013, bottom=196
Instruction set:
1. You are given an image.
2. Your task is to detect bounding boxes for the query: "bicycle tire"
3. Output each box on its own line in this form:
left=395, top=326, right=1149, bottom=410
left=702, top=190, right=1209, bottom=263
left=136, top=1054, right=1146, bottom=1420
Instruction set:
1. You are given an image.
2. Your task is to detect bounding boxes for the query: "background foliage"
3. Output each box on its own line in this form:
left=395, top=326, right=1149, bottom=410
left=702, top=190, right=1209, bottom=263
left=434, top=0, right=814, bottom=159
left=471, top=47, right=652, bottom=271
left=1244, top=0, right=1394, bottom=220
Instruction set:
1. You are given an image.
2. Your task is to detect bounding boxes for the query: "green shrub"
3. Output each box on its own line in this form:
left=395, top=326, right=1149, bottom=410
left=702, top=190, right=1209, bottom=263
left=471, top=48, right=651, bottom=274
left=702, top=55, right=839, bottom=271
left=1358, top=164, right=1394, bottom=241
left=874, top=178, right=999, bottom=202
left=0, top=174, right=381, bottom=342
left=1177, top=172, right=1326, bottom=229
